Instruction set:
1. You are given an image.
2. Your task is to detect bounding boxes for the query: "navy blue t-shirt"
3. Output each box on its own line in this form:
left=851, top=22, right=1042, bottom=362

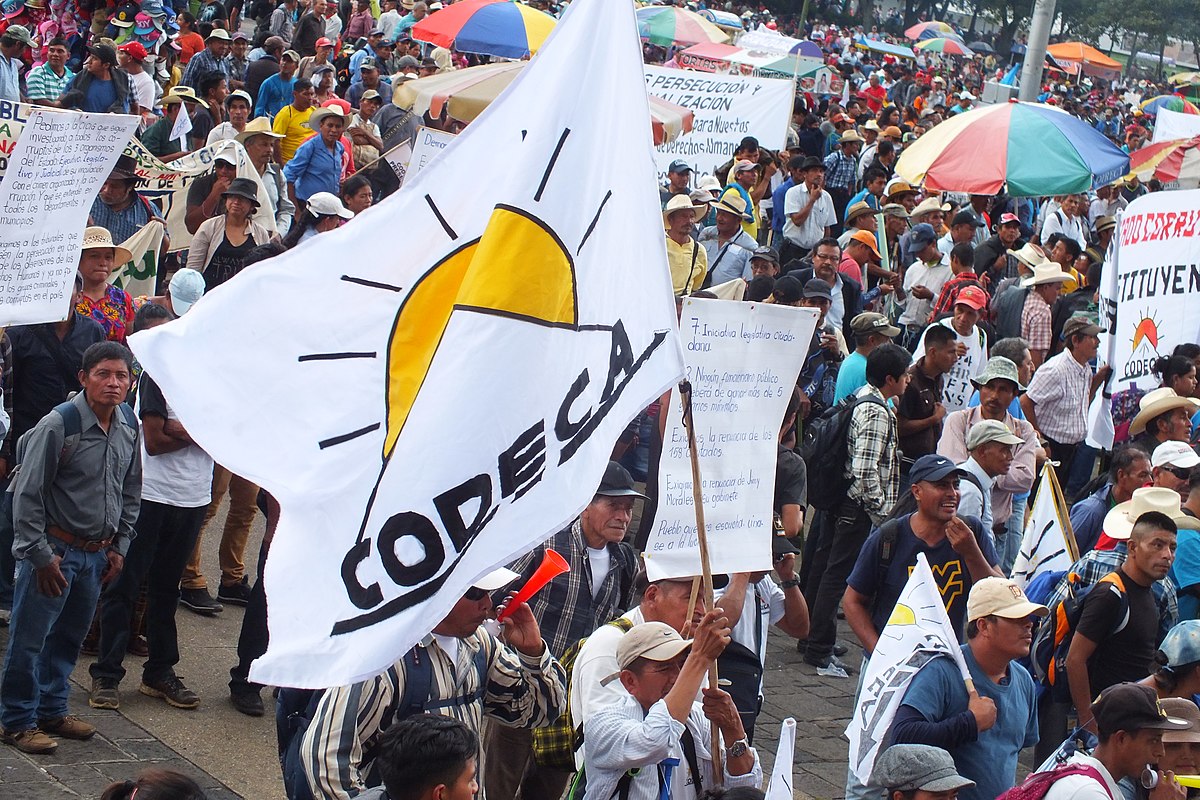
left=846, top=513, right=1000, bottom=638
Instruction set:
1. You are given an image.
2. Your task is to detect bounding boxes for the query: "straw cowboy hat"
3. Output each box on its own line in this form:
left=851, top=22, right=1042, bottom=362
left=662, top=193, right=707, bottom=226
left=1102, top=486, right=1200, bottom=540
left=911, top=196, right=951, bottom=217
left=304, top=105, right=348, bottom=130
left=711, top=192, right=753, bottom=221
left=80, top=226, right=132, bottom=265
left=1008, top=242, right=1048, bottom=270
left=1020, top=261, right=1073, bottom=287
left=235, top=117, right=284, bottom=144
left=1129, top=388, right=1200, bottom=436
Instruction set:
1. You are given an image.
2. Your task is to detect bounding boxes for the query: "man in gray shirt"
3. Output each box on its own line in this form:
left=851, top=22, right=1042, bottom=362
left=0, top=341, right=142, bottom=755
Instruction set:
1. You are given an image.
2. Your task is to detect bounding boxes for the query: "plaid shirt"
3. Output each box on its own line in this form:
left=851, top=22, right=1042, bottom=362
left=181, top=47, right=229, bottom=89
left=25, top=63, right=73, bottom=102
left=931, top=272, right=985, bottom=321
left=507, top=518, right=637, bottom=659
left=1025, top=350, right=1092, bottom=444
left=1044, top=544, right=1177, bottom=642
left=823, top=150, right=859, bottom=191
left=1021, top=290, right=1053, bottom=352
left=846, top=384, right=900, bottom=525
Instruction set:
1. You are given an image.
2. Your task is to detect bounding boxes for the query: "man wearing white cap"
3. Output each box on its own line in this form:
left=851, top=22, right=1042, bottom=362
left=890, top=577, right=1045, bottom=800
left=582, top=615, right=763, bottom=800
left=299, top=569, right=567, bottom=799
left=1151, top=441, right=1200, bottom=504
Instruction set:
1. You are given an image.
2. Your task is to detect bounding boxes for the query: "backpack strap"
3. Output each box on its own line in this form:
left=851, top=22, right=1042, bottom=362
left=679, top=727, right=704, bottom=796
left=54, top=400, right=82, bottom=468
left=1099, top=572, right=1130, bottom=636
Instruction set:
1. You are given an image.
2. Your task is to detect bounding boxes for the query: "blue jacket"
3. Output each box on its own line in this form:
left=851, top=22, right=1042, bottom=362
left=1069, top=482, right=1112, bottom=555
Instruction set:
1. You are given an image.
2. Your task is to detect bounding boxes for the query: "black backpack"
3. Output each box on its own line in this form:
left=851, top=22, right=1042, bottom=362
left=799, top=392, right=886, bottom=510
left=993, top=285, right=1030, bottom=339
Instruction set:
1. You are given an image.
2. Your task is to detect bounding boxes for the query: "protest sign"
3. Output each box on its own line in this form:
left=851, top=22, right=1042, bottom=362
left=131, top=0, right=686, bottom=689
left=1087, top=221, right=1122, bottom=449
left=1011, top=466, right=1078, bottom=590
left=382, top=140, right=414, bottom=183
left=644, top=66, right=792, bottom=182
left=406, top=126, right=456, bottom=183
left=644, top=298, right=816, bottom=580
left=1152, top=108, right=1200, bottom=144
left=0, top=109, right=137, bottom=326
left=110, top=221, right=165, bottom=298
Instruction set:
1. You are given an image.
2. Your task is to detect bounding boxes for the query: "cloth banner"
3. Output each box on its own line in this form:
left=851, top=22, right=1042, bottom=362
left=845, top=554, right=971, bottom=785
left=644, top=66, right=792, bottom=183
left=1010, top=465, right=1079, bottom=589
left=1087, top=218, right=1122, bottom=449
left=1093, top=190, right=1200, bottom=446
left=765, top=717, right=797, bottom=800
left=125, top=137, right=276, bottom=253
left=406, top=126, right=456, bottom=183
left=109, top=221, right=165, bottom=298
left=644, top=298, right=816, bottom=580
left=1152, top=108, right=1200, bottom=144
left=129, top=0, right=686, bottom=689
left=0, top=108, right=138, bottom=326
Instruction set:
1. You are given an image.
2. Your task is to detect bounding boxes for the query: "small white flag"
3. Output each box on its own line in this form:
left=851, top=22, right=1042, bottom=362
left=765, top=718, right=797, bottom=800
left=170, top=106, right=193, bottom=145
left=1010, top=465, right=1079, bottom=590
left=846, top=554, right=970, bottom=785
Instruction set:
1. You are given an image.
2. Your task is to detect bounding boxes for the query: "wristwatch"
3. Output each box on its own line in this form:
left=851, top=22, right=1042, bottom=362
left=779, top=578, right=801, bottom=590
left=728, top=738, right=750, bottom=758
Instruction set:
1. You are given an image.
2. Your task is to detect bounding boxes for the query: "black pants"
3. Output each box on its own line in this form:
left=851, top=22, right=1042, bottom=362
left=778, top=239, right=810, bottom=270
left=827, top=187, right=852, bottom=235
left=1044, top=437, right=1080, bottom=500
left=229, top=538, right=270, bottom=695
left=803, top=499, right=871, bottom=661
left=91, top=501, right=206, bottom=684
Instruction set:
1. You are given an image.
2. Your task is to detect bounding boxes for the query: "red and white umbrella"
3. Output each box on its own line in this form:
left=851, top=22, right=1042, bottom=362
left=1128, top=136, right=1200, bottom=188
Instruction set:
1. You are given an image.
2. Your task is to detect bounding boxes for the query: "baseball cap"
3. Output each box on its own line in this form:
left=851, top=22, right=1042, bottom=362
left=732, top=159, right=758, bottom=174
left=850, top=311, right=899, bottom=338
left=281, top=49, right=301, bottom=63
left=1151, top=440, right=1200, bottom=470
left=1159, top=620, right=1200, bottom=670
left=359, top=57, right=379, bottom=71
left=908, top=222, right=938, bottom=247
left=966, top=419, right=1024, bottom=451
left=232, top=31, right=249, bottom=42
left=998, top=212, right=1020, bottom=226
left=951, top=210, right=985, bottom=228
left=848, top=229, right=880, bottom=258
left=118, top=41, right=148, bottom=61
left=167, top=269, right=206, bottom=315
left=803, top=278, right=833, bottom=301
left=771, top=275, right=803, bottom=305
left=307, top=192, right=354, bottom=220
left=595, top=461, right=649, bottom=500
left=869, top=744, right=974, bottom=793
left=616, top=622, right=692, bottom=670
left=1062, top=316, right=1102, bottom=339
left=967, top=576, right=1048, bottom=622
left=882, top=125, right=903, bottom=138
left=472, top=566, right=518, bottom=591
left=954, top=285, right=988, bottom=311
left=316, top=36, right=334, bottom=48
left=750, top=246, right=778, bottom=264
left=881, top=203, right=909, bottom=219
left=908, top=454, right=970, bottom=485
left=88, top=42, right=118, bottom=66
left=361, top=89, right=382, bottom=102
left=668, top=159, right=692, bottom=174
left=1092, top=683, right=1190, bottom=737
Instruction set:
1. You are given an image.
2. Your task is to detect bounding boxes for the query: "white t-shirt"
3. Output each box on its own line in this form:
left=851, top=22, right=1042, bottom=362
left=912, top=318, right=987, bottom=413
left=899, top=260, right=951, bottom=326
left=587, top=546, right=610, bottom=601
left=782, top=184, right=836, bottom=248
left=137, top=375, right=214, bottom=509
left=129, top=69, right=156, bottom=113
left=714, top=577, right=786, bottom=669
left=1042, top=754, right=1122, bottom=800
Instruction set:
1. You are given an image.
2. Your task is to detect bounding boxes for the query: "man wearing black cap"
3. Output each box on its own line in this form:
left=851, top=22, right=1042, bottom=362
left=60, top=43, right=131, bottom=114
left=938, top=211, right=985, bottom=260
left=749, top=246, right=781, bottom=281
left=483, top=462, right=641, bottom=800
left=660, top=160, right=692, bottom=208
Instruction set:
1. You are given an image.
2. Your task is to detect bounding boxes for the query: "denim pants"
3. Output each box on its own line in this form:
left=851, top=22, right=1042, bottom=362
left=1, top=545, right=106, bottom=730
left=90, top=501, right=206, bottom=685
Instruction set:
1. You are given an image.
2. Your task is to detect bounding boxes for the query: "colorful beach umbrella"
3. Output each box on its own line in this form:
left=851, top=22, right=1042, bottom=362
left=391, top=61, right=694, bottom=145
left=914, top=37, right=974, bottom=56
left=1169, top=71, right=1200, bottom=86
left=1129, top=136, right=1200, bottom=188
left=636, top=6, right=729, bottom=46
left=411, top=0, right=556, bottom=59
left=904, top=20, right=954, bottom=40
left=895, top=101, right=1130, bottom=196
left=1139, top=94, right=1200, bottom=116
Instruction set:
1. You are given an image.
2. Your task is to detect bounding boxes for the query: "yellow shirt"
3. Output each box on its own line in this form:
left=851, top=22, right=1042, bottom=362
left=665, top=235, right=707, bottom=296
left=273, top=105, right=315, bottom=165
left=1061, top=266, right=1083, bottom=293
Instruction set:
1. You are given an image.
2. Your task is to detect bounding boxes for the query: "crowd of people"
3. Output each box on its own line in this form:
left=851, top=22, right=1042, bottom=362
left=0, top=0, right=1197, bottom=799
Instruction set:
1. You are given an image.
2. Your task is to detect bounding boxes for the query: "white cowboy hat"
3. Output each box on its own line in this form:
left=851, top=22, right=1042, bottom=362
left=1020, top=261, right=1073, bottom=287
left=1129, top=388, right=1200, bottom=436
left=304, top=105, right=348, bottom=131
left=711, top=192, right=753, bottom=221
left=662, top=193, right=707, bottom=226
left=1008, top=242, right=1048, bottom=270
left=234, top=116, right=284, bottom=144
left=1103, top=486, right=1200, bottom=540
left=911, top=196, right=951, bottom=217
left=80, top=226, right=132, bottom=265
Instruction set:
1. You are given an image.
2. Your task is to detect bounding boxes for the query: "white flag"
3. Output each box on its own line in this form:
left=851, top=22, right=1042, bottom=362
left=169, top=105, right=193, bottom=144
left=765, top=718, right=797, bottom=800
left=1010, top=466, right=1079, bottom=590
left=129, top=0, right=685, bottom=689
left=1086, top=212, right=1121, bottom=450
left=846, top=554, right=970, bottom=785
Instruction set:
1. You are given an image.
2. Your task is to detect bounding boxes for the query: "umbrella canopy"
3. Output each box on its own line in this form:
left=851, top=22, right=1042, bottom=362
left=905, top=20, right=954, bottom=39
left=1170, top=71, right=1200, bottom=86
left=1140, top=94, right=1200, bottom=116
left=895, top=101, right=1130, bottom=196
left=391, top=61, right=693, bottom=145
left=1046, top=42, right=1121, bottom=74
left=411, top=0, right=556, bottom=59
left=968, top=40, right=995, bottom=53
left=1129, top=136, right=1200, bottom=188
left=914, top=37, right=974, bottom=56
left=636, top=6, right=729, bottom=46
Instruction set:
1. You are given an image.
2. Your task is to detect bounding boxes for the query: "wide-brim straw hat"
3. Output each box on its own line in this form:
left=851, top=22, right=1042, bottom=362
left=80, top=226, right=132, bottom=265
left=1129, top=387, right=1200, bottom=435
left=1102, top=486, right=1200, bottom=540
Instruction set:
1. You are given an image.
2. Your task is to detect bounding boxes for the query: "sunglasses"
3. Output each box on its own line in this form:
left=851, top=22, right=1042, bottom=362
left=1163, top=466, right=1194, bottom=481
left=464, top=586, right=489, bottom=602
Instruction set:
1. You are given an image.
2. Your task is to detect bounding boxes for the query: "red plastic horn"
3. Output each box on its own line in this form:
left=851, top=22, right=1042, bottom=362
left=496, top=549, right=570, bottom=621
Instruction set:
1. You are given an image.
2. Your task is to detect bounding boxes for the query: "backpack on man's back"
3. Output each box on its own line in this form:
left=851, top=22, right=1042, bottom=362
left=799, top=392, right=886, bottom=510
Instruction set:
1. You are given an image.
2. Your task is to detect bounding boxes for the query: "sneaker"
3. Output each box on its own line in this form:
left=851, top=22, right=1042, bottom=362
left=216, top=577, right=252, bottom=606
left=230, top=690, right=265, bottom=717
left=140, top=675, right=200, bottom=710
left=179, top=588, right=223, bottom=616
left=39, top=716, right=96, bottom=741
left=89, top=677, right=120, bottom=710
left=0, top=727, right=57, bottom=754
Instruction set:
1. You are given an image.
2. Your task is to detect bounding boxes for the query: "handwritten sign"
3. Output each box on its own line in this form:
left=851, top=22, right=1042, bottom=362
left=0, top=109, right=138, bottom=326
left=644, top=298, right=816, bottom=579
left=405, top=126, right=456, bottom=183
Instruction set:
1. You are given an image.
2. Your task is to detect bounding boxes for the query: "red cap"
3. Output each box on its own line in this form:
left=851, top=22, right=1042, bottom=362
left=955, top=285, right=988, bottom=311
left=998, top=212, right=1020, bottom=226
left=118, top=41, right=147, bottom=60
left=316, top=37, right=334, bottom=48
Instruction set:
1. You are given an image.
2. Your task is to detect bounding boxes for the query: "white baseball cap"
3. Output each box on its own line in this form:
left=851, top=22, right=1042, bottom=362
left=167, top=268, right=206, bottom=315
left=1152, top=440, right=1200, bottom=470
left=307, top=192, right=355, bottom=220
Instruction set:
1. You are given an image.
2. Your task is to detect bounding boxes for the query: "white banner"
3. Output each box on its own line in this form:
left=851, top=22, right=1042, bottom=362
left=765, top=717, right=797, bottom=800
left=109, top=221, right=165, bottom=299
left=846, top=554, right=970, bottom=785
left=1151, top=107, right=1200, bottom=144
left=1010, top=466, right=1078, bottom=589
left=644, top=66, right=792, bottom=183
left=0, top=109, right=138, bottom=326
left=130, top=0, right=686, bottom=689
left=1087, top=217, right=1122, bottom=450
left=406, top=126, right=456, bottom=183
left=644, top=298, right=816, bottom=580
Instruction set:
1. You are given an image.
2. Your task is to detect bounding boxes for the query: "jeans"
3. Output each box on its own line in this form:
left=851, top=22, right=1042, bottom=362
left=804, top=499, right=871, bottom=661
left=1065, top=443, right=1098, bottom=502
left=1, top=546, right=106, bottom=730
left=182, top=465, right=259, bottom=590
left=1000, top=494, right=1028, bottom=576
left=229, top=538, right=269, bottom=695
left=90, top=501, right=206, bottom=685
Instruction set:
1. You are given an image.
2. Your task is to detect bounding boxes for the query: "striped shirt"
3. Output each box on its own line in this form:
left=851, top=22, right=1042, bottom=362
left=1025, top=349, right=1092, bottom=444
left=25, top=64, right=73, bottom=102
left=300, top=628, right=566, bottom=799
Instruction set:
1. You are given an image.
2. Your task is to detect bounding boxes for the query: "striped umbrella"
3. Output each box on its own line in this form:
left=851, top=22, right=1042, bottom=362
left=1139, top=94, right=1200, bottom=116
left=914, top=37, right=974, bottom=56
left=895, top=101, right=1130, bottom=196
left=635, top=6, right=729, bottom=46
left=904, top=20, right=954, bottom=40
left=392, top=61, right=694, bottom=145
left=1129, top=137, right=1200, bottom=188
left=411, top=0, right=556, bottom=59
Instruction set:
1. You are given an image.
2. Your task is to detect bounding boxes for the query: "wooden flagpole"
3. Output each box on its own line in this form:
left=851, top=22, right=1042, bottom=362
left=677, top=380, right=723, bottom=787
